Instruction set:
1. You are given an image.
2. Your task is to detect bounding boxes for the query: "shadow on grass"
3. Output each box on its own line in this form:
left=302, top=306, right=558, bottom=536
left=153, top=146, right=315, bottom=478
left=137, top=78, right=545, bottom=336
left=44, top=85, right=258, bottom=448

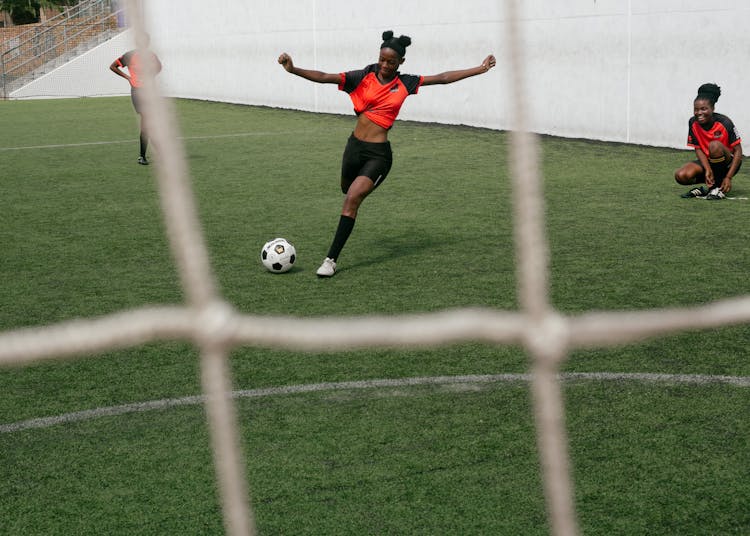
left=344, top=230, right=457, bottom=273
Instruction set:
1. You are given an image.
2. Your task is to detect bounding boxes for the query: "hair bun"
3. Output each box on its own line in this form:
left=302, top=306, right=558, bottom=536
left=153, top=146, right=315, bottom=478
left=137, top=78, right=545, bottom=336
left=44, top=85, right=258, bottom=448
left=697, top=83, right=721, bottom=104
left=380, top=30, right=411, bottom=57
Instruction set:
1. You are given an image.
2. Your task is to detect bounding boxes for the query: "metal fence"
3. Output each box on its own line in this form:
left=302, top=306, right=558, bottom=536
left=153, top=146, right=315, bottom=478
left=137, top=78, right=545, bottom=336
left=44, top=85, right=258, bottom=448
left=1, top=0, right=124, bottom=98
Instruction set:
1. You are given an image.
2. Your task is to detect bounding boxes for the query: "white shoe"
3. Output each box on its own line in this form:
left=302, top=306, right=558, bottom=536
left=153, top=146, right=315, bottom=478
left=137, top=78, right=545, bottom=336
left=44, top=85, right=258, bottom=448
left=316, top=257, right=336, bottom=277
left=705, top=187, right=726, bottom=200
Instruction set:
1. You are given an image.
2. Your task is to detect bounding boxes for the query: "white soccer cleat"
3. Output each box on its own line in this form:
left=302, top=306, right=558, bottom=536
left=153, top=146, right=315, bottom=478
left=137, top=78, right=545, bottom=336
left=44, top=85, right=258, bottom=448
left=705, top=187, right=726, bottom=200
left=316, top=257, right=336, bottom=277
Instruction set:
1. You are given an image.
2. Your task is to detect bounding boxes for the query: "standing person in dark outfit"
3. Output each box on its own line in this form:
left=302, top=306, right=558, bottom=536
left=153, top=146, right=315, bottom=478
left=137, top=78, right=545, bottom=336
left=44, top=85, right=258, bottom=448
left=675, top=83, right=743, bottom=200
left=278, top=30, right=496, bottom=277
left=110, top=35, right=162, bottom=165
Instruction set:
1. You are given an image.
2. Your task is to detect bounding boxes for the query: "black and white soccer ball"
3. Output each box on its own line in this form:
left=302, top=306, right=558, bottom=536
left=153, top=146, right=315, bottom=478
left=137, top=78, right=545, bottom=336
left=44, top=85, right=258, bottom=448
left=260, top=238, right=296, bottom=273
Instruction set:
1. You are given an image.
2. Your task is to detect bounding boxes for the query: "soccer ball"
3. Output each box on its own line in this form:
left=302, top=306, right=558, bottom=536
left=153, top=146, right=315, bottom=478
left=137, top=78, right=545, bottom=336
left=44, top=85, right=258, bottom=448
left=260, top=238, right=296, bottom=273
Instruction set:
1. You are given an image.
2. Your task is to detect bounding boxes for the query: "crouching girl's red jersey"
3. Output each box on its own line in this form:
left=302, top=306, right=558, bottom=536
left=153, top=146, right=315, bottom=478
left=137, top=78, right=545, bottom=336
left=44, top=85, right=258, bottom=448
left=687, top=113, right=742, bottom=155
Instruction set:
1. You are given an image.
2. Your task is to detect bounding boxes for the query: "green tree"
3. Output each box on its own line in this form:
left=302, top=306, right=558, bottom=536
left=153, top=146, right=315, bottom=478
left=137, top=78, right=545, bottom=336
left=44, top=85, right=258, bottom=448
left=0, top=0, right=75, bottom=25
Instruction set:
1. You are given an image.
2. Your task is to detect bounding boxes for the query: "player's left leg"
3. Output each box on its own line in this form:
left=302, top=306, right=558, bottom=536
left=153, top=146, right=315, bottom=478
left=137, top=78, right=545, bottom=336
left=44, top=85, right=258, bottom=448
left=706, top=141, right=733, bottom=199
left=131, top=88, right=149, bottom=165
left=138, top=114, right=149, bottom=165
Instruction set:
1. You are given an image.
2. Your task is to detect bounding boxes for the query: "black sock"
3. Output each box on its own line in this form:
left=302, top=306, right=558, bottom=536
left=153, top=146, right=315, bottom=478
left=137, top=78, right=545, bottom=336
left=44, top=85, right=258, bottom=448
left=140, top=133, right=148, bottom=158
left=326, top=215, right=355, bottom=260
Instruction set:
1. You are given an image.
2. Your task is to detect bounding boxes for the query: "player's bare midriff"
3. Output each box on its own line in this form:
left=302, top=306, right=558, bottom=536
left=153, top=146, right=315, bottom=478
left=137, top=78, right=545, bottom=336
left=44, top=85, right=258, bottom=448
left=353, top=114, right=389, bottom=143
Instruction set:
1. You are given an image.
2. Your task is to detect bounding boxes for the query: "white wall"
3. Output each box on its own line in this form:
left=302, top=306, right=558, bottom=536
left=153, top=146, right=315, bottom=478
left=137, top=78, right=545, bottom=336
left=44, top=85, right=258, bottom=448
left=520, top=0, right=750, bottom=150
left=13, top=0, right=750, bottom=153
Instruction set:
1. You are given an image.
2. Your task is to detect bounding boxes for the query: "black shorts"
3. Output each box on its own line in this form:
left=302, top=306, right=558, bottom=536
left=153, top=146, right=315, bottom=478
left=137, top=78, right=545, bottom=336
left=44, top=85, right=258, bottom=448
left=130, top=87, right=144, bottom=114
left=340, top=134, right=392, bottom=192
left=693, top=155, right=743, bottom=184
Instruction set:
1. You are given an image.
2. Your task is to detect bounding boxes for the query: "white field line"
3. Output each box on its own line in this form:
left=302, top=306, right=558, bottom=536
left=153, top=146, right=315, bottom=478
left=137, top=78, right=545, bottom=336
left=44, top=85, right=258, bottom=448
left=2, top=372, right=749, bottom=434
left=0, top=131, right=310, bottom=152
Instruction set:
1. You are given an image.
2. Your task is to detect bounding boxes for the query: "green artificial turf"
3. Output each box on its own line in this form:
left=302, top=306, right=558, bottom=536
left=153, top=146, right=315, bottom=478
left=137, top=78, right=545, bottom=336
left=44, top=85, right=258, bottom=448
left=1, top=97, right=748, bottom=534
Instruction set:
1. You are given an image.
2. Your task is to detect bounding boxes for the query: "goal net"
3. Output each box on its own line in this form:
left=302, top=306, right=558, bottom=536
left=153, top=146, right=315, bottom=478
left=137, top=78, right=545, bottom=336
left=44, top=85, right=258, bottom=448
left=2, top=2, right=750, bottom=535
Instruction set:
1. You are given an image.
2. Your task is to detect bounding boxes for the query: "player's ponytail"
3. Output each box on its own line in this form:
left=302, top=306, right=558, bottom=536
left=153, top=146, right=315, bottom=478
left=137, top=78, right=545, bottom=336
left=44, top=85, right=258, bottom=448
left=696, top=83, right=721, bottom=106
left=381, top=30, right=412, bottom=58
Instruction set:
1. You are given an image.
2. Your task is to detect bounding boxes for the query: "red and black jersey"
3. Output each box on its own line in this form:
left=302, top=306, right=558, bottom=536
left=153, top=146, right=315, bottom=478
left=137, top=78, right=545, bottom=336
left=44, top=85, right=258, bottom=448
left=115, top=50, right=161, bottom=88
left=687, top=112, right=742, bottom=155
left=339, top=64, right=423, bottom=129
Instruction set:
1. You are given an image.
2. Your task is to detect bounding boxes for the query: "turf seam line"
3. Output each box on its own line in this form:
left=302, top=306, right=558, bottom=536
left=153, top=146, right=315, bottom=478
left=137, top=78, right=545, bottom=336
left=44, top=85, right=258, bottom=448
left=0, top=131, right=313, bottom=152
left=2, top=372, right=748, bottom=434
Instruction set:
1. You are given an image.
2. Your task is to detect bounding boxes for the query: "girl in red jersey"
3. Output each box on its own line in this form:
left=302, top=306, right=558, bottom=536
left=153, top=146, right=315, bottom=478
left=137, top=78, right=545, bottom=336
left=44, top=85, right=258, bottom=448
left=110, top=35, right=162, bottom=165
left=675, top=83, right=743, bottom=199
left=279, top=31, right=496, bottom=277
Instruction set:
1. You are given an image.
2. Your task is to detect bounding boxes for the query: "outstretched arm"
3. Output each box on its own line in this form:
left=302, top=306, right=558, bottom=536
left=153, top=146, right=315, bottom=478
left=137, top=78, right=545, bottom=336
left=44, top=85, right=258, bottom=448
left=421, top=54, right=496, bottom=86
left=278, top=52, right=340, bottom=84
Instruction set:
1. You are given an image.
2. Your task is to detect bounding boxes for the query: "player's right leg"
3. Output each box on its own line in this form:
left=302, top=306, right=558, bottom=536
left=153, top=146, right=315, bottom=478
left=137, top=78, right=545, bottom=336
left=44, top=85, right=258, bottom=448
left=319, top=138, right=392, bottom=277
left=675, top=160, right=707, bottom=197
